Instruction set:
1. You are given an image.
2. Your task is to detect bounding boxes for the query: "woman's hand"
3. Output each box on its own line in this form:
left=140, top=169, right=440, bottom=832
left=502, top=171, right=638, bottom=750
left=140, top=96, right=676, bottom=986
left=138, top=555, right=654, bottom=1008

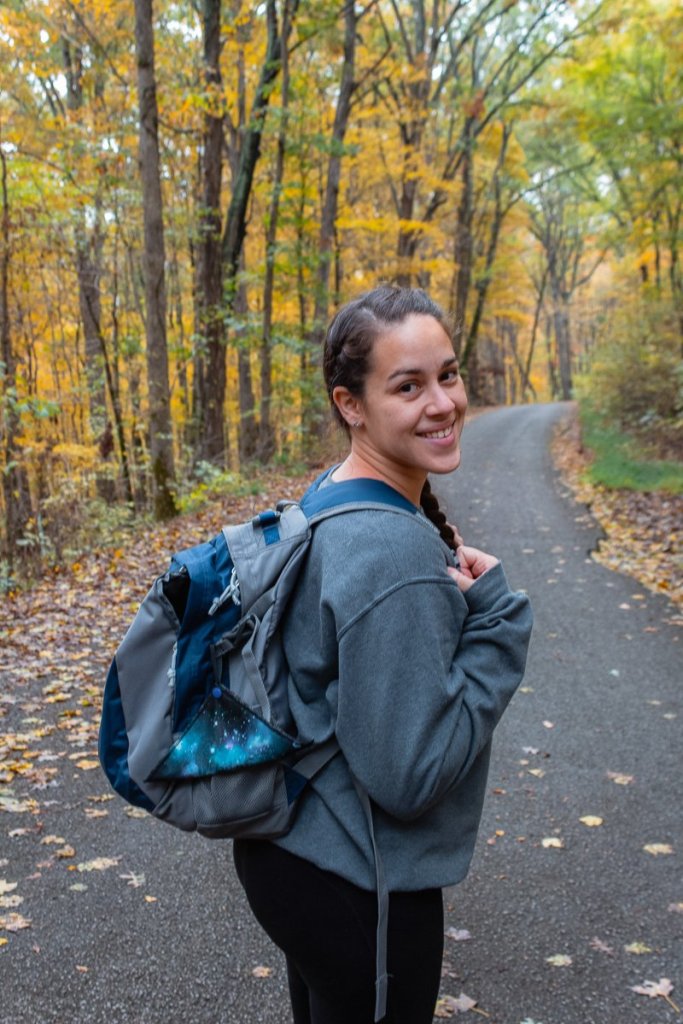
left=447, top=545, right=499, bottom=593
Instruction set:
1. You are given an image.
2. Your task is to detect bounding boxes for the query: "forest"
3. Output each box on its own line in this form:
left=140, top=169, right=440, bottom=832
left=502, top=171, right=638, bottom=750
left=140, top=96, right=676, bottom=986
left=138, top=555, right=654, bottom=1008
left=0, top=0, right=681, bottom=580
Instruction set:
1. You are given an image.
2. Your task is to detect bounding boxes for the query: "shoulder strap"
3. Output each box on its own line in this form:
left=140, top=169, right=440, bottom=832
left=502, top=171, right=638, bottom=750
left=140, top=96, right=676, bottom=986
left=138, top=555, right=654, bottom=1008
left=301, top=474, right=419, bottom=520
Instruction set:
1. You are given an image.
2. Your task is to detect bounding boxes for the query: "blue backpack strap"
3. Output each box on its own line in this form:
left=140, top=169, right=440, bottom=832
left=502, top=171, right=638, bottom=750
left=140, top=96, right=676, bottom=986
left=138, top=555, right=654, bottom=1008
left=301, top=474, right=419, bottom=518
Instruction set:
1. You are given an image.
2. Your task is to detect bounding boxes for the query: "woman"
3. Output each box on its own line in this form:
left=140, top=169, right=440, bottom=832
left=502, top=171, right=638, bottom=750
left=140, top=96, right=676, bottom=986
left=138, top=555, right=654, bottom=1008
left=234, top=285, right=533, bottom=1024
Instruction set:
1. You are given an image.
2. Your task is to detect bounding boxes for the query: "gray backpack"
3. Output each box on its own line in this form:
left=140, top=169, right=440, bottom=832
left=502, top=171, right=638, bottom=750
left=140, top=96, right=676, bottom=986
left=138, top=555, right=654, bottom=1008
left=99, top=474, right=419, bottom=1022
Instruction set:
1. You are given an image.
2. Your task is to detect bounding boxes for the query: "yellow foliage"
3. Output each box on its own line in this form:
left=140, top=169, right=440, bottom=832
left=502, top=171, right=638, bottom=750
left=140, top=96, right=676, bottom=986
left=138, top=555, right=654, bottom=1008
left=51, top=444, right=100, bottom=468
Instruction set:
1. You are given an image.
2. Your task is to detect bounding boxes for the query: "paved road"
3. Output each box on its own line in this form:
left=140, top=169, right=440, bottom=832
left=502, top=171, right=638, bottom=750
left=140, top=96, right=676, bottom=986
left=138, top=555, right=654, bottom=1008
left=1, top=402, right=681, bottom=1024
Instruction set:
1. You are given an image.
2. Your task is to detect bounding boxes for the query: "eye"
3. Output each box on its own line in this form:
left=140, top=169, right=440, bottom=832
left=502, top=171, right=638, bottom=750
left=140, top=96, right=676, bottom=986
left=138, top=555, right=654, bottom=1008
left=398, top=381, right=420, bottom=394
left=441, top=368, right=460, bottom=383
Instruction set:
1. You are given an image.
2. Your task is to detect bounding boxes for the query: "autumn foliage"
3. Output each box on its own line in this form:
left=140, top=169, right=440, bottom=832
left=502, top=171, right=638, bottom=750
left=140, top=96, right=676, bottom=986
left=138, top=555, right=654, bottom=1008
left=0, top=0, right=681, bottom=577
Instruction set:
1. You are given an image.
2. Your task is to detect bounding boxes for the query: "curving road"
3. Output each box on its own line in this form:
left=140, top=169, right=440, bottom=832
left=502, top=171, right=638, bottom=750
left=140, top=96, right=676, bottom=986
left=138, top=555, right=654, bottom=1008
left=1, top=402, right=681, bottom=1024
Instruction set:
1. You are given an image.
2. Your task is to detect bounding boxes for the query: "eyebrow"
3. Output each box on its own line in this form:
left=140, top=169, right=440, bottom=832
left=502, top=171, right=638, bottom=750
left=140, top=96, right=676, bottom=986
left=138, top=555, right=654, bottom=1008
left=386, top=356, right=459, bottom=382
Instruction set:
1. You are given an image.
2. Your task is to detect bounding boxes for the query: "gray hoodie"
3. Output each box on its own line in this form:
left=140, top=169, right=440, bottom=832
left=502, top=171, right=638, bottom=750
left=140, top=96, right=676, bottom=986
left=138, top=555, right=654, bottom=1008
left=276, top=491, right=533, bottom=893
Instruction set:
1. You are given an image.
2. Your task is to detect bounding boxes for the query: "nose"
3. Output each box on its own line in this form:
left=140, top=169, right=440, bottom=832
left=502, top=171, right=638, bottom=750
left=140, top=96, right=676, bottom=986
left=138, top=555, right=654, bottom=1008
left=425, top=382, right=456, bottom=417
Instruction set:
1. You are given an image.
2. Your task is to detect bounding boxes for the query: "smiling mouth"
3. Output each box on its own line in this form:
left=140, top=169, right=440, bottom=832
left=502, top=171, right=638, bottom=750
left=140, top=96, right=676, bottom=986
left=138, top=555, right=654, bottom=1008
left=418, top=423, right=455, bottom=440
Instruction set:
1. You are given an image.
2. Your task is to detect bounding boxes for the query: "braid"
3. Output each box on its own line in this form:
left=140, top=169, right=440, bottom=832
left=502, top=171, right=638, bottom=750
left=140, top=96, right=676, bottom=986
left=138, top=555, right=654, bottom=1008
left=420, top=480, right=458, bottom=553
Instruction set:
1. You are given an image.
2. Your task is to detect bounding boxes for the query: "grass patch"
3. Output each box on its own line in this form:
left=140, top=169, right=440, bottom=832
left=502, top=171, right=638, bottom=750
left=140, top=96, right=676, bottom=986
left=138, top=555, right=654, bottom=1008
left=579, top=404, right=683, bottom=494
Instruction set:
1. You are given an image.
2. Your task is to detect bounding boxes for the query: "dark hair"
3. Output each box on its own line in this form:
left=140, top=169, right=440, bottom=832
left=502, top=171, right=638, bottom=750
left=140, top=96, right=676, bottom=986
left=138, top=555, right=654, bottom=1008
left=323, top=285, right=459, bottom=552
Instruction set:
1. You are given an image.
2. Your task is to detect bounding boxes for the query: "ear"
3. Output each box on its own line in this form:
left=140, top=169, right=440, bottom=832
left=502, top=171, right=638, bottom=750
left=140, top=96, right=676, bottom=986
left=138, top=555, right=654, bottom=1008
left=332, top=386, right=364, bottom=430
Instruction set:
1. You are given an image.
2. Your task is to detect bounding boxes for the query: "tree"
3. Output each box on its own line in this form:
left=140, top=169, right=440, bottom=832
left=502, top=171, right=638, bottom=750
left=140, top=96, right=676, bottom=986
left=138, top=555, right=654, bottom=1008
left=0, top=132, right=33, bottom=569
left=134, top=0, right=176, bottom=518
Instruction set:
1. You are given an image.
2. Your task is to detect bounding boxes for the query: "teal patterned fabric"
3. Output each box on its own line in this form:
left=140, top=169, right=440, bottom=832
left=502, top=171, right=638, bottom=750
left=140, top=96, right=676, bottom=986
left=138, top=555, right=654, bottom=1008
left=153, top=687, right=297, bottom=779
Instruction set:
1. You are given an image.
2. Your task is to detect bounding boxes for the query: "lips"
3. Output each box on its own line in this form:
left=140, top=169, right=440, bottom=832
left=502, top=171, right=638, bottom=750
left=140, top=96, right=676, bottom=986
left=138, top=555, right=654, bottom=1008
left=418, top=423, right=455, bottom=440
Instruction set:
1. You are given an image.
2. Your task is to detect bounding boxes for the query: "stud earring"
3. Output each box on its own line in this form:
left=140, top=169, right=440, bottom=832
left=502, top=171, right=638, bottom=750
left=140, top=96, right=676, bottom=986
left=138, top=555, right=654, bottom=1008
left=352, top=421, right=362, bottom=429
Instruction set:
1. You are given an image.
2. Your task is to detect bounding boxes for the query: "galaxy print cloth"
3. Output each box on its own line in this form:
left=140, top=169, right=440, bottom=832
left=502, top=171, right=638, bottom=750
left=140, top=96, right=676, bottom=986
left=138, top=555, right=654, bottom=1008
left=154, top=687, right=297, bottom=779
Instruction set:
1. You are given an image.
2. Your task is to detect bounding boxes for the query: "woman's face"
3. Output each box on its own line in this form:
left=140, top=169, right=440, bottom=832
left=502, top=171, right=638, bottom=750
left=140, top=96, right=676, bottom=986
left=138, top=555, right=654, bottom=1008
left=336, top=313, right=468, bottom=495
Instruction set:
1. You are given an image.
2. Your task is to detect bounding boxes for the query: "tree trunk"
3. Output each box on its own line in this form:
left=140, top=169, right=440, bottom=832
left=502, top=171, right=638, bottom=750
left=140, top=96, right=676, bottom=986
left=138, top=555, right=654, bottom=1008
left=195, top=0, right=227, bottom=464
left=554, top=300, right=573, bottom=400
left=303, top=0, right=356, bottom=451
left=134, top=0, right=176, bottom=518
left=196, top=0, right=293, bottom=465
left=260, top=0, right=294, bottom=462
left=452, top=119, right=475, bottom=363
left=62, top=35, right=114, bottom=495
left=0, top=141, right=32, bottom=570
left=309, top=0, right=356, bottom=349
left=235, top=268, right=258, bottom=463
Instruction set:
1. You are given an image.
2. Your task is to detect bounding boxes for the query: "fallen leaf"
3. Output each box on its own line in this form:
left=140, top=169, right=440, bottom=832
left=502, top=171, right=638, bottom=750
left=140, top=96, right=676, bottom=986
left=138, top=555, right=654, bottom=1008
left=252, top=965, right=273, bottom=978
left=55, top=845, right=76, bottom=859
left=69, top=884, right=88, bottom=892
left=84, top=808, right=109, bottom=819
left=607, top=771, right=634, bottom=785
left=579, top=816, right=604, bottom=827
left=0, top=881, right=17, bottom=896
left=0, top=913, right=31, bottom=932
left=75, top=759, right=100, bottom=771
left=0, top=895, right=23, bottom=909
left=144, top=895, right=157, bottom=903
left=120, top=872, right=145, bottom=888
left=589, top=937, right=614, bottom=954
left=124, top=807, right=148, bottom=819
left=631, top=978, right=679, bottom=1011
left=643, top=843, right=673, bottom=857
left=546, top=954, right=572, bottom=967
left=434, top=993, right=479, bottom=1017
left=541, top=837, right=565, bottom=849
left=77, top=857, right=121, bottom=872
left=668, top=902, right=683, bottom=914
left=542, top=721, right=554, bottom=729
left=445, top=928, right=472, bottom=942
left=75, top=965, right=89, bottom=973
left=528, top=768, right=545, bottom=778
left=0, top=796, right=36, bottom=814
left=625, top=942, right=653, bottom=955
left=40, top=835, right=66, bottom=846
left=0, top=937, right=7, bottom=948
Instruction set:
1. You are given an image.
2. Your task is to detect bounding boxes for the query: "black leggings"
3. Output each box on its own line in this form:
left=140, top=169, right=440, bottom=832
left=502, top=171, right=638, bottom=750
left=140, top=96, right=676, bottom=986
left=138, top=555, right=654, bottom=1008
left=233, top=840, right=443, bottom=1024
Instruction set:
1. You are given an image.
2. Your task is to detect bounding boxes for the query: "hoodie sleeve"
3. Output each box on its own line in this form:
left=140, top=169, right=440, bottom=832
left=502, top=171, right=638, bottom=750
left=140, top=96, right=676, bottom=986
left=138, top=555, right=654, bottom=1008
left=334, top=561, right=532, bottom=821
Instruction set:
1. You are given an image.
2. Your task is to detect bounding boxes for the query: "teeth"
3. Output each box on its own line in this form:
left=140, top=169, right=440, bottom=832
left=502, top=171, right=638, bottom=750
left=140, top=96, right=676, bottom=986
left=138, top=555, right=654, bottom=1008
left=422, top=426, right=452, bottom=439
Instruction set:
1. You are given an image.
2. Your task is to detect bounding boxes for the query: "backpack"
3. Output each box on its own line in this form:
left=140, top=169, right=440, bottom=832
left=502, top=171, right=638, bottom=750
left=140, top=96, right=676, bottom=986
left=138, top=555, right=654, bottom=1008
left=98, top=473, right=418, bottom=838
left=98, top=471, right=420, bottom=1022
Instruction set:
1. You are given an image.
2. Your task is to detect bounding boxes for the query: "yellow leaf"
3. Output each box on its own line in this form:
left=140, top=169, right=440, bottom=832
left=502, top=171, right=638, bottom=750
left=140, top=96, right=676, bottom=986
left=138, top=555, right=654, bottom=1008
left=580, top=816, right=604, bottom=827
left=542, top=837, right=565, bottom=849
left=77, top=857, right=120, bottom=872
left=643, top=843, right=673, bottom=856
left=55, top=845, right=76, bottom=859
left=40, top=835, right=65, bottom=845
left=75, top=760, right=100, bottom=771
left=546, top=954, right=573, bottom=967
left=0, top=913, right=31, bottom=932
left=0, top=881, right=17, bottom=896
left=0, top=896, right=23, bottom=909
